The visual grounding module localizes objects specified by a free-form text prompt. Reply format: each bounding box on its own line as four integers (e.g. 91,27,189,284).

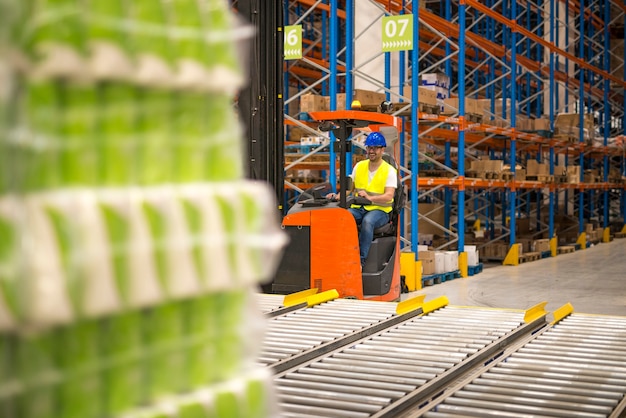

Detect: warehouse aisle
403,238,626,316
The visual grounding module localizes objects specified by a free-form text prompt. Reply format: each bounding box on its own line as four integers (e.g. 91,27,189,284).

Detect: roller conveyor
259,298,420,373
419,312,626,418
274,304,545,418
256,293,287,314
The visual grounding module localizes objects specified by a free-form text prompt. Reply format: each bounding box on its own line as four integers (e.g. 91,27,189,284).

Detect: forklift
269,110,405,301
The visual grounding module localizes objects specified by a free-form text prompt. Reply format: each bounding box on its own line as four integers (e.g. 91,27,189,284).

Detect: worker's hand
357,190,369,198
325,192,339,200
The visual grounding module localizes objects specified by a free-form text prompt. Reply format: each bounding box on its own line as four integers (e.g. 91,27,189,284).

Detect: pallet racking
270,0,626,275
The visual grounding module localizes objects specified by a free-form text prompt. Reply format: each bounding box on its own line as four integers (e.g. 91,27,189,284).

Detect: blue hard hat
364,132,386,147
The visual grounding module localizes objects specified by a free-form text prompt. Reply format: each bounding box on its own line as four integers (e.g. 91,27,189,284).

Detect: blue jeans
348,207,390,266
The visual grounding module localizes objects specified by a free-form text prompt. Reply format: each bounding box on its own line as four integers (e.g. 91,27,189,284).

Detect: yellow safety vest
351,160,394,213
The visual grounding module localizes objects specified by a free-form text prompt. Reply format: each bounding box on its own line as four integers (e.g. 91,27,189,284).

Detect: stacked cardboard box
420,73,450,112
353,88,387,108
526,160,550,178
567,165,581,183
300,93,327,113
533,239,551,253
442,97,480,116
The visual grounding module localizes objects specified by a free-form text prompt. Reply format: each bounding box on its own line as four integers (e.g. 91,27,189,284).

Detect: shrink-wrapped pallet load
0,1,285,417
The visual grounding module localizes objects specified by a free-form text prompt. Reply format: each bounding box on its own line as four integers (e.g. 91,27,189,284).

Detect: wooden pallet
525,175,555,183
422,270,461,286
557,245,576,254
614,232,626,239
287,177,324,184
420,169,455,178
468,263,484,276
500,171,515,181
418,102,440,115
483,171,504,180
466,113,483,124
519,252,541,263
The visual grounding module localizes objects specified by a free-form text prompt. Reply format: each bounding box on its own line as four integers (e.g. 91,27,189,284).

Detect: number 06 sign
284,25,302,60
382,15,414,52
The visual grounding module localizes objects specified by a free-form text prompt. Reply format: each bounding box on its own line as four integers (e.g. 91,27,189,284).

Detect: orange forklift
269,111,405,301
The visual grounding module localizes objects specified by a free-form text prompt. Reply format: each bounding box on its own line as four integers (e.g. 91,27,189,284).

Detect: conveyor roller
256,293,288,314
275,305,540,418
259,298,412,372
421,313,626,418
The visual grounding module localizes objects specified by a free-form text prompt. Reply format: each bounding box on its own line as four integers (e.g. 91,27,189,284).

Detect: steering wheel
346,195,372,207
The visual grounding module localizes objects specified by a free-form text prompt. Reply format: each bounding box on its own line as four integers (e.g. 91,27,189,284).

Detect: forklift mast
236,1,284,211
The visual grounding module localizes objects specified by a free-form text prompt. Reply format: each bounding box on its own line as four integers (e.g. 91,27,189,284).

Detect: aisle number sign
382,15,413,52
284,25,302,60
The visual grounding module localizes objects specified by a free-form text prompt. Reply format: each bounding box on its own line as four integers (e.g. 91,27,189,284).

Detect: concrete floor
402,237,626,317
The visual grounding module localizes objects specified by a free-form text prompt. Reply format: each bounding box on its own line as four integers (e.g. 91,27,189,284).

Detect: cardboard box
516,238,533,253
534,118,550,131
417,233,434,246
464,245,479,266
517,116,533,131
533,239,550,253
555,112,594,131
486,159,504,173
554,165,567,176
420,72,450,88
288,125,309,142
443,251,458,272
527,160,549,176
434,252,446,274
419,251,436,275
324,93,346,110
442,97,478,115
353,89,386,107
300,93,327,113
479,98,511,119
567,165,580,176
418,86,438,106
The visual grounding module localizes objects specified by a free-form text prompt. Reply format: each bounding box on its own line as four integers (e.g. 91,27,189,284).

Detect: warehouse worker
327,132,397,267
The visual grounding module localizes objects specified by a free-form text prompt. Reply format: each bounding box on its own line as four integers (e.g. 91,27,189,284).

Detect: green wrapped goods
144,301,185,401
183,295,216,389
170,0,204,63
213,290,246,382
98,84,137,185
180,199,205,284
205,95,243,181
131,2,171,61
136,89,172,185
58,83,97,186
101,310,144,415
0,197,20,327
22,81,62,191
46,205,84,316
141,202,168,293
15,330,61,418
57,320,102,418
86,0,126,45
100,203,132,306
171,93,207,183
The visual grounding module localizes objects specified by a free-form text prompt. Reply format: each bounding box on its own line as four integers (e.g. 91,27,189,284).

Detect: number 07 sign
382,15,413,52
284,25,302,60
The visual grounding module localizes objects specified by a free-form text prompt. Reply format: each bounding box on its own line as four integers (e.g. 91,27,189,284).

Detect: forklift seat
373,153,405,237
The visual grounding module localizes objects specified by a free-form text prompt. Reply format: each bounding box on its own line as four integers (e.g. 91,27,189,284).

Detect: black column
236,1,284,210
